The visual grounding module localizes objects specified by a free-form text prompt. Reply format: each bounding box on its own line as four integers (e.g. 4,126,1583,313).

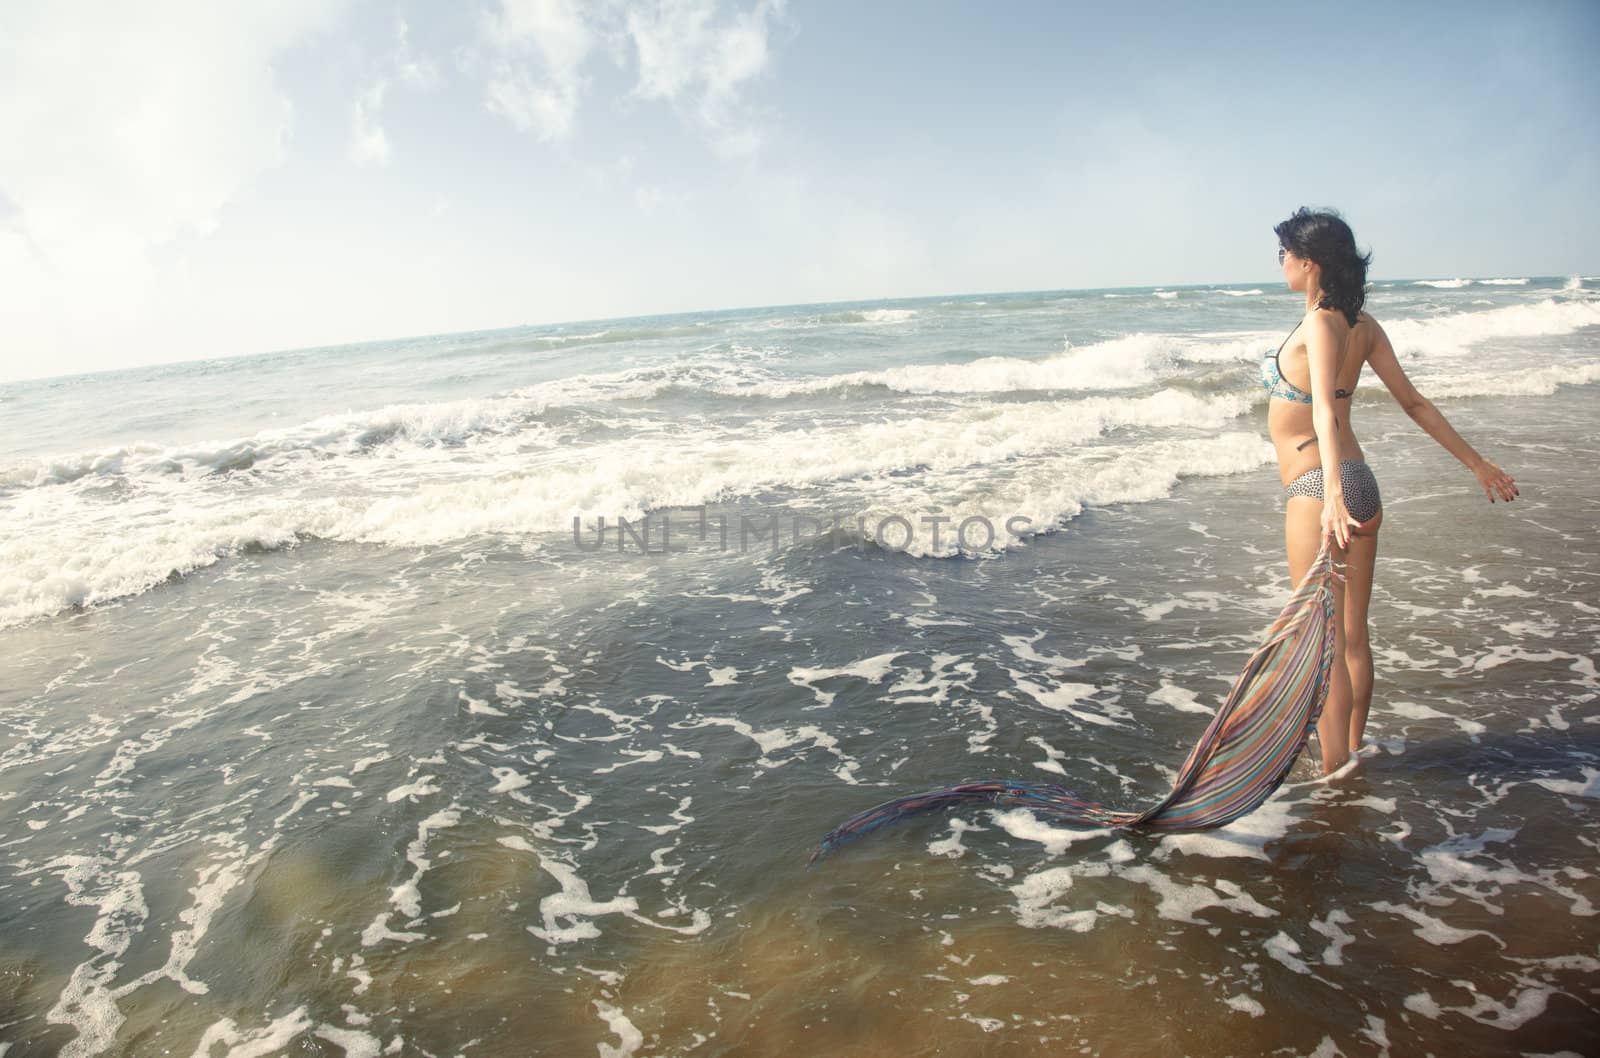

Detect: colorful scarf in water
812,546,1340,862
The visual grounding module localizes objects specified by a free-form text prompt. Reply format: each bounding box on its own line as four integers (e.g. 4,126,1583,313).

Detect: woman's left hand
1321,494,1359,550
1473,459,1519,503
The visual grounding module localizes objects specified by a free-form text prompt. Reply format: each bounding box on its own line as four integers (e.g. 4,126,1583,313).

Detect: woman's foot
1319,753,1363,780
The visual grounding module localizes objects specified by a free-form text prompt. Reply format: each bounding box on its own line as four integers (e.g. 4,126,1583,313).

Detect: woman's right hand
1473,460,1518,503
1321,493,1359,550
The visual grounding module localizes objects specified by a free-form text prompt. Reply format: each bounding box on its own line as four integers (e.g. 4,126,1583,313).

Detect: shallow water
2,281,1598,1056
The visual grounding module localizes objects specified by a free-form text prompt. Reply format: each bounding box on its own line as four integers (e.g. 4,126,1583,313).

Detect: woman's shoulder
1346,311,1376,344
1303,305,1352,331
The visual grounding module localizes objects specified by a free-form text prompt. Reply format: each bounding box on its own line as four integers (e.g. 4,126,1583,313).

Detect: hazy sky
2,1,1597,381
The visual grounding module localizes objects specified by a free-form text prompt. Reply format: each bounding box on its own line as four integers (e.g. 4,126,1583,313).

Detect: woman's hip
1283,461,1382,523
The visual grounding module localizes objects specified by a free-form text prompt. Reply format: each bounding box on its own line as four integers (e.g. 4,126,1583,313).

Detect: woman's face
1280,245,1311,293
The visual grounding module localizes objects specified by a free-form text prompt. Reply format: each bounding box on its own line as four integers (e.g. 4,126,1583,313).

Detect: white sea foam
856,428,1273,559
739,333,1187,397
314,1025,383,1058
390,808,460,919
532,329,610,344
0,353,780,493
1010,841,1280,933
1452,984,1554,1030
727,330,1284,399
683,716,861,783
1011,677,1123,726
490,767,531,793
1263,932,1311,974
385,777,440,803
1415,278,1473,288
191,1007,314,1058
1116,865,1276,923
1147,682,1212,714
1310,909,1355,965
0,389,1256,626
1010,866,1099,931
594,1001,644,1058
1155,788,1302,861
44,855,149,1057
858,308,917,324
1384,298,1600,361
885,652,976,705
460,689,505,717
1001,633,1087,673
1370,900,1501,946
928,819,977,858
0,395,554,491
117,837,271,998
993,810,1115,857
1403,991,1440,1018
1421,360,1600,399
788,652,903,707
527,855,708,947
1531,767,1600,800
1171,332,1279,364
360,913,425,947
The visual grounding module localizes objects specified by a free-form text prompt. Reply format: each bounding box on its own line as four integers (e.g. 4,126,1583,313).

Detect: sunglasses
1277,247,1288,265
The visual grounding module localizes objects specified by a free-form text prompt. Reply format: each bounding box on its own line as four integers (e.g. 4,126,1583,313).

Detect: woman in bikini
1265,208,1518,774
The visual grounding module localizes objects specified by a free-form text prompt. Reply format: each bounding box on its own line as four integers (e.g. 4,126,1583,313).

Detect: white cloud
0,2,335,259
627,0,780,155
478,0,783,153
347,20,439,167
0,1,341,372
350,82,392,166
626,1,712,100
481,0,596,140
394,18,440,89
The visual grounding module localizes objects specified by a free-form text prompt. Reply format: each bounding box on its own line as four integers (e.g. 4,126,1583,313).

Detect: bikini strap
1275,319,1303,360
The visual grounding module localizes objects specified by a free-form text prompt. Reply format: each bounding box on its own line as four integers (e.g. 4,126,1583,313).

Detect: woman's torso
1262,310,1373,485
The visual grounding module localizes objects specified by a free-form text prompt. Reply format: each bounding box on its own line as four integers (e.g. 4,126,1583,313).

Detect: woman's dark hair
1274,208,1371,326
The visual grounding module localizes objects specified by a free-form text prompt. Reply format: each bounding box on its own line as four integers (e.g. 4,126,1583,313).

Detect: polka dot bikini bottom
1284,460,1382,523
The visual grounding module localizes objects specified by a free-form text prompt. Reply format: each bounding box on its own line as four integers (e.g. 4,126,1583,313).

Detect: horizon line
1,271,1586,388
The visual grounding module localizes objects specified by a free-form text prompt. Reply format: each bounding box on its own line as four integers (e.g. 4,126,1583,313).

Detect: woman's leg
1342,509,1381,751
1286,497,1351,773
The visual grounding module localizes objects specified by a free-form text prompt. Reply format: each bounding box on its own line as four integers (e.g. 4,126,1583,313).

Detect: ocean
2,276,1597,1057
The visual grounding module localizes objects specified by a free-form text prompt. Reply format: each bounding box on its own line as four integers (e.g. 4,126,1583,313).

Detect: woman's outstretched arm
1363,318,1519,502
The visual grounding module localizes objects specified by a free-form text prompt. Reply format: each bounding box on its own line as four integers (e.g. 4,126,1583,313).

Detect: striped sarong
811,545,1340,862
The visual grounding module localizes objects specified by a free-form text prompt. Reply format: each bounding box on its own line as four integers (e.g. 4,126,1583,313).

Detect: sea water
1,277,1597,1056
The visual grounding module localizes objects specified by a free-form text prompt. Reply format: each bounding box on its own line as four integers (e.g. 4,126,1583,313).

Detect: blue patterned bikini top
1261,320,1355,403
1261,321,1313,403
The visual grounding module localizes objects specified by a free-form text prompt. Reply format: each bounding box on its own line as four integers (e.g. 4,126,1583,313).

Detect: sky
1,0,1597,382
